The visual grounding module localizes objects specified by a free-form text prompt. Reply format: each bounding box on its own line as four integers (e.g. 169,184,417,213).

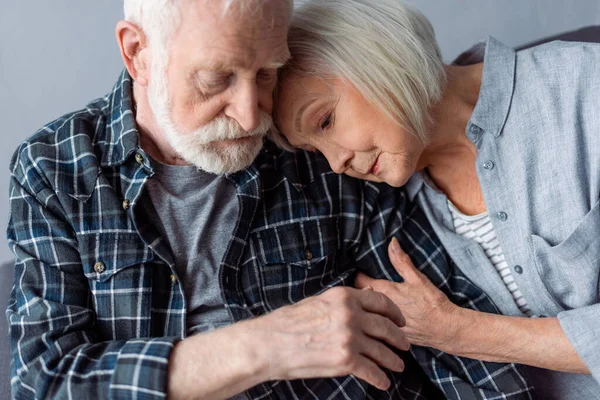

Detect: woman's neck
417,63,487,215
419,63,483,169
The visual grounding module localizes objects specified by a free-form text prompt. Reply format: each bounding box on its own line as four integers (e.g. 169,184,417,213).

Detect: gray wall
0,3,124,264
1,1,599,264
407,0,600,61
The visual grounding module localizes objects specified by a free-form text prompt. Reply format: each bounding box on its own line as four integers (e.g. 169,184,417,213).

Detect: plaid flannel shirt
6,71,535,400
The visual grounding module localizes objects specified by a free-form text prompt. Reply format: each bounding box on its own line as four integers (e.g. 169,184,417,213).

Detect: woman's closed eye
319,111,334,132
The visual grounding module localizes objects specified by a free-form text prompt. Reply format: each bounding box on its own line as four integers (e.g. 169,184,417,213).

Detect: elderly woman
273,0,600,398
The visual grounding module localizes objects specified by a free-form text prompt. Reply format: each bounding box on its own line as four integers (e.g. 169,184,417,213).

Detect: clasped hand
257,237,459,390
260,285,409,390
355,237,459,350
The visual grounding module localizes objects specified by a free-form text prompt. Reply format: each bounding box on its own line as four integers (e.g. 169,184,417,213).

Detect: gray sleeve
558,305,600,383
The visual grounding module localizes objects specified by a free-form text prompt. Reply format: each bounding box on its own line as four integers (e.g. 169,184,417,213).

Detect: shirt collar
408,38,515,199
406,170,448,202
467,37,516,140
406,171,424,202
408,38,516,199
100,69,142,167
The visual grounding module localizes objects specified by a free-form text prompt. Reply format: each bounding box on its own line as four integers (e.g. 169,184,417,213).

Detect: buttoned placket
125,149,188,333
471,123,546,317
416,180,524,317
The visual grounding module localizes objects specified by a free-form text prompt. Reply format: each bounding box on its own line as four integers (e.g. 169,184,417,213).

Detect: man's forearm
167,319,270,400
447,308,589,374
167,286,412,398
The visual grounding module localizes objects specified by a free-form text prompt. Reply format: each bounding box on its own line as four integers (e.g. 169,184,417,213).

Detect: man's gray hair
277,0,446,144
123,0,181,68
124,0,293,59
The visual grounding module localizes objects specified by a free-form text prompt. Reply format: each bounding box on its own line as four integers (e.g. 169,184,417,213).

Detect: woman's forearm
446,308,590,374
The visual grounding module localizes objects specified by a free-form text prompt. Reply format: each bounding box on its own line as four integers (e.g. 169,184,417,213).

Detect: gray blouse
407,37,600,398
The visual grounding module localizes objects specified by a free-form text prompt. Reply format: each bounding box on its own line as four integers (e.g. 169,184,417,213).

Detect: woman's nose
323,146,354,175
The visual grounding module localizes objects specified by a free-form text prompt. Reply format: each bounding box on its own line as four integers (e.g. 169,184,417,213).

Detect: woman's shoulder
515,40,600,84
510,40,600,122
519,38,600,53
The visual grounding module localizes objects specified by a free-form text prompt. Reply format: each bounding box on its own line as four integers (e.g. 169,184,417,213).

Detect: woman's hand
355,237,460,350
357,238,591,374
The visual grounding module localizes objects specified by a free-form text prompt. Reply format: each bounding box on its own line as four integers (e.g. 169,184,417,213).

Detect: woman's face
275,73,426,187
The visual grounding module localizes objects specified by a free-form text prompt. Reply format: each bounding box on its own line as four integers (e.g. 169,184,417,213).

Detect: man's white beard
147,67,273,175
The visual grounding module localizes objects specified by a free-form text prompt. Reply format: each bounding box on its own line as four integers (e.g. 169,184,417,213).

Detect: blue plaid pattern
6,71,535,399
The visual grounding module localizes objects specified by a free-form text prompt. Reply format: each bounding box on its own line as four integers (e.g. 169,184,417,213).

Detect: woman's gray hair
276,0,446,144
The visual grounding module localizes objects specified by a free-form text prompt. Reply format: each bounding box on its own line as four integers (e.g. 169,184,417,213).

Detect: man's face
147,0,290,174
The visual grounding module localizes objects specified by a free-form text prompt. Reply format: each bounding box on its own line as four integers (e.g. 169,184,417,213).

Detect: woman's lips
368,154,381,176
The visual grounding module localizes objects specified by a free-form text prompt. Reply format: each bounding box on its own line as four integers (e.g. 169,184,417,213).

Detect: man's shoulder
257,140,392,191
9,95,111,197
257,139,332,180
258,141,354,194
255,140,404,210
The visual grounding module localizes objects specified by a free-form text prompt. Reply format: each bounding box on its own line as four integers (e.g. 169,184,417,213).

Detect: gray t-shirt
142,159,239,336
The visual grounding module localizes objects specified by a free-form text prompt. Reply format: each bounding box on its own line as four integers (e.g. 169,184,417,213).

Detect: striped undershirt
447,201,535,317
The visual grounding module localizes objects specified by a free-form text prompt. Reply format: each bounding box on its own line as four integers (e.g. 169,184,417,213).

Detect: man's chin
178,139,264,175
208,135,262,149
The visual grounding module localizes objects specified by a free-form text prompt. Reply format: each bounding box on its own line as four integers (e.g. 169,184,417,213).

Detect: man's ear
116,20,150,86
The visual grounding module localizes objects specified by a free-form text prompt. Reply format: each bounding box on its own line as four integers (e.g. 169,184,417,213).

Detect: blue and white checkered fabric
6,71,534,399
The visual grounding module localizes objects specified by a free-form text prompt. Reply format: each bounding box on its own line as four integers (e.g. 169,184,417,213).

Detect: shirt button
122,199,131,210
497,212,508,221
94,262,106,274
135,153,145,165
514,265,524,274
483,161,495,170
470,125,483,135
170,274,178,284
305,248,313,261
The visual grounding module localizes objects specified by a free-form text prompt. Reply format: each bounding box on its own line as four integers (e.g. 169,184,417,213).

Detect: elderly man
6,0,533,399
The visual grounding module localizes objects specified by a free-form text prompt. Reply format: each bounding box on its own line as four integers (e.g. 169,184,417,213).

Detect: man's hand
256,286,410,390
355,237,459,350
168,284,409,399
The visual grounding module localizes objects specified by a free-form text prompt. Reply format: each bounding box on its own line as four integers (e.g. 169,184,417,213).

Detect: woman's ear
115,20,150,86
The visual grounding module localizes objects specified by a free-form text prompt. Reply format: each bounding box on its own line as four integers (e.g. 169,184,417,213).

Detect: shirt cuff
110,337,181,399
558,305,600,383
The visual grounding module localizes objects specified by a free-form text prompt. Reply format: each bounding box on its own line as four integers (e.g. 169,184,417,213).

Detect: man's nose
225,80,261,132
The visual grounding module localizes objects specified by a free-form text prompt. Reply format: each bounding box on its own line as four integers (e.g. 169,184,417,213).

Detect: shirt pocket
249,217,353,311
528,200,600,310
78,231,156,338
